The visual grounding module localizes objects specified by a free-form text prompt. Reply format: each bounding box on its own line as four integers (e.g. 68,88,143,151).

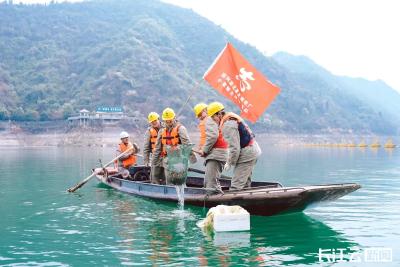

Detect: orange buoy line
303,138,396,149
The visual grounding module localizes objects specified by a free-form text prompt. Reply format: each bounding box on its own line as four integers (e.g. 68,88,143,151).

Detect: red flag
203,43,280,123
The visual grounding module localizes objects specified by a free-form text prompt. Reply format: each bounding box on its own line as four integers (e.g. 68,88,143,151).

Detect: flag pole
176,79,203,118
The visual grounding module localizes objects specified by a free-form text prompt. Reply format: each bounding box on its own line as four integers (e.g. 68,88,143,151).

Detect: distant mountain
272,52,400,134
273,52,400,120
338,77,400,120
0,0,398,134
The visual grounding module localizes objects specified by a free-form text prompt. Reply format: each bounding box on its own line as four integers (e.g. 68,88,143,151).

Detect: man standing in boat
196,102,228,194
117,131,140,179
143,112,165,184
207,102,261,190
193,103,208,151
151,107,197,185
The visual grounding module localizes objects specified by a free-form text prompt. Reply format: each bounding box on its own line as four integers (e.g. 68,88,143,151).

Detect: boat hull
94,168,360,216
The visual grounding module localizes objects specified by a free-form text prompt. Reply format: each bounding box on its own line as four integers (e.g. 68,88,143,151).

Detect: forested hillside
0,0,399,134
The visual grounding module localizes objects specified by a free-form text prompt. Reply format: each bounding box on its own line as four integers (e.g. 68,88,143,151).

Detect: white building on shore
67,107,125,127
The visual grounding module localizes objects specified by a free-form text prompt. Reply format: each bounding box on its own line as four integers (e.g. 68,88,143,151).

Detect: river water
0,141,399,266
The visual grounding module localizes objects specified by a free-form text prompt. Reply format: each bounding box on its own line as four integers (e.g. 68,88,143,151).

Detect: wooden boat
94,166,361,217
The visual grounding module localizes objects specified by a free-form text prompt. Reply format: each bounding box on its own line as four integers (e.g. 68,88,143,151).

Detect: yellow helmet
193,103,208,117
148,112,159,123
207,102,225,117
162,107,176,120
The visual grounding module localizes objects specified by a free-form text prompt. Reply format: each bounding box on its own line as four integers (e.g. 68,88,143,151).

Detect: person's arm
117,145,132,161
178,125,197,163
202,119,218,155
142,130,151,165
222,120,240,166
178,125,191,144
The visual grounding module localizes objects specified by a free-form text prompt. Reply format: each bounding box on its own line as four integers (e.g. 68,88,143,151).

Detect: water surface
0,143,399,266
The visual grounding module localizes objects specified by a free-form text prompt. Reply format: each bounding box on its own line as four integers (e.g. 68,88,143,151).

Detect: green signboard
96,107,123,113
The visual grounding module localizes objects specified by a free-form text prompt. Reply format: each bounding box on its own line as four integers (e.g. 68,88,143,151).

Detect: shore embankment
1,119,399,148
0,128,397,148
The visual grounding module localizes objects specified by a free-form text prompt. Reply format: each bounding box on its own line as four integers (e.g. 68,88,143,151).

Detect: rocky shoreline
0,128,397,148
0,129,131,147
1,120,398,147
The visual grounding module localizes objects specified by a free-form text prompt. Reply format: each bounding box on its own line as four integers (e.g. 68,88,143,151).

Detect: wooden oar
67,148,135,193
188,167,232,180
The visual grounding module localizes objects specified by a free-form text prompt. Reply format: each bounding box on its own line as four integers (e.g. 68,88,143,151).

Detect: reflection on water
249,213,358,266
213,232,251,247
121,199,359,265
0,145,399,266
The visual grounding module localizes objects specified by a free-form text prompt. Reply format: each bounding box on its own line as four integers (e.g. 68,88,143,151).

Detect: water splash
175,185,185,208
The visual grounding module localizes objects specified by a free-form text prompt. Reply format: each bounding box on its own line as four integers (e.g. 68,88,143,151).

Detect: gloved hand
189,153,197,164
223,162,231,172
199,150,206,157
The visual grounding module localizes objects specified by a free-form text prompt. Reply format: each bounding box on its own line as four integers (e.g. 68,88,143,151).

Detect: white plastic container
213,208,250,232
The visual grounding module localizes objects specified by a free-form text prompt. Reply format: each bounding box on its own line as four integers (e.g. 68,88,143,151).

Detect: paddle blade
67,172,96,193
67,181,86,193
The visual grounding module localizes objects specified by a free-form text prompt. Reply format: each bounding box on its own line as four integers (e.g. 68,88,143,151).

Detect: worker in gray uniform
197,103,229,193
207,102,261,190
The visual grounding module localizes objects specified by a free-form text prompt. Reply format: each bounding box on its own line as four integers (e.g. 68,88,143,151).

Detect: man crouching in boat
143,112,165,184
151,107,197,185
116,131,139,179
209,102,261,190
196,102,228,194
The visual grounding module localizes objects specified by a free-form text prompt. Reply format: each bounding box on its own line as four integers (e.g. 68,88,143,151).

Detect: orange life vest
118,142,137,168
213,129,228,149
161,124,181,157
149,127,159,152
198,117,207,150
220,112,254,148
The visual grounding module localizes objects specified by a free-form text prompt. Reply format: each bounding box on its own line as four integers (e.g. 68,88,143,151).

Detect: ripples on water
0,146,399,266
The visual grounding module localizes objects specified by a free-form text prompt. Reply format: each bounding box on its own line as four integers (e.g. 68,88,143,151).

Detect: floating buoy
384,138,396,149
358,140,368,148
347,141,357,147
370,139,381,148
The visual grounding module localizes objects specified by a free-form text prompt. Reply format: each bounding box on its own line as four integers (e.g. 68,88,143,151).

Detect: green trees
0,0,398,134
